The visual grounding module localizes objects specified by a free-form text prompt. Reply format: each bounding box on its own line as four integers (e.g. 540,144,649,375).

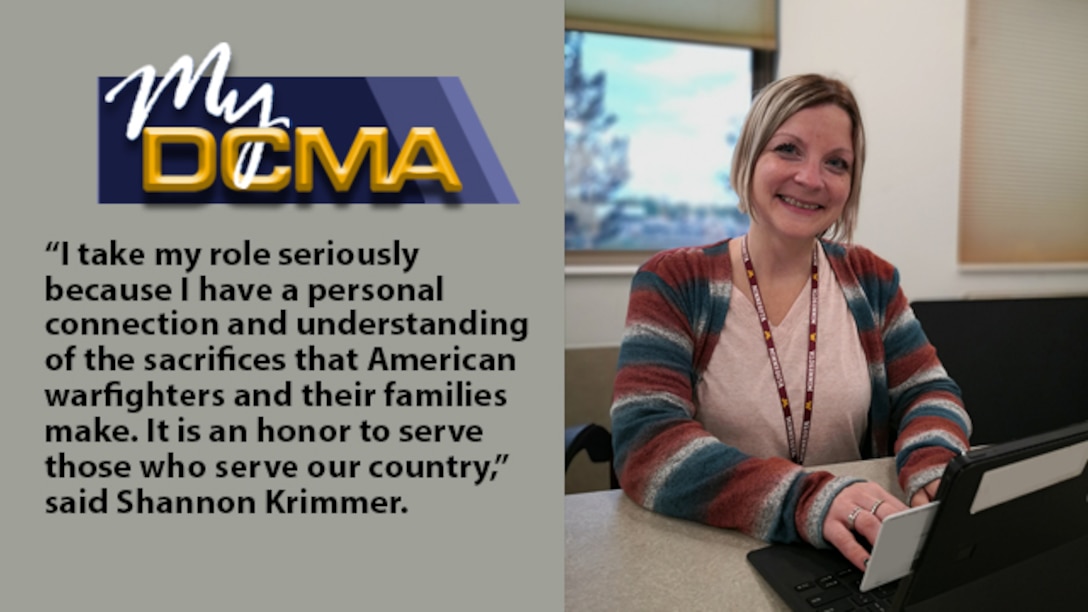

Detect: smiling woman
747,104,855,246
610,73,971,573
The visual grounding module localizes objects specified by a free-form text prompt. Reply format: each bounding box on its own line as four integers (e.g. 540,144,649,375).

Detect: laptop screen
748,420,1088,611
894,420,1088,610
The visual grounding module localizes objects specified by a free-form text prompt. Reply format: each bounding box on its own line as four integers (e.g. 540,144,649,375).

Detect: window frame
563,19,776,268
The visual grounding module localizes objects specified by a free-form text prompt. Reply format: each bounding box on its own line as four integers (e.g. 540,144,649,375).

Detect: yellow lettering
221,128,291,191
295,127,389,192
384,127,462,192
140,126,461,194
142,127,215,192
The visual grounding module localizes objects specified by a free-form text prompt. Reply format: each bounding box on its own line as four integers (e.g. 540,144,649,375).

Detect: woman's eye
828,158,851,172
773,142,798,155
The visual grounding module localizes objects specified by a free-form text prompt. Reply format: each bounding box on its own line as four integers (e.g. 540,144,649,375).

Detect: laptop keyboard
792,566,899,612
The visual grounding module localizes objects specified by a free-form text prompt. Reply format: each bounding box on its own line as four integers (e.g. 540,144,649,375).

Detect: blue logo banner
99,70,517,204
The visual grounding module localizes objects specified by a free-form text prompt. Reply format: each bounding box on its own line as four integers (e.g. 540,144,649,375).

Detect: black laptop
748,420,1088,611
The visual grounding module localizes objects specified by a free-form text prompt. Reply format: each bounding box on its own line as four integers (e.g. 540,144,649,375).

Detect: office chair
564,422,618,490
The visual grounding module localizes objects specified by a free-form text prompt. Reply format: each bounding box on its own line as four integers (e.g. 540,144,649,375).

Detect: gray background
1,1,563,609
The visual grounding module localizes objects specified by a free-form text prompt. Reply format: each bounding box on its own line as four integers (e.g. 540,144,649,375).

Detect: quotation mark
488,454,509,482
46,241,68,265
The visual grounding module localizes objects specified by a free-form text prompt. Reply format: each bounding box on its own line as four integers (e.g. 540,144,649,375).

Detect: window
959,0,1088,266
565,28,774,257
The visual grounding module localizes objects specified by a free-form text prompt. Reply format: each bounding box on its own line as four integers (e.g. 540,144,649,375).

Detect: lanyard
741,236,820,465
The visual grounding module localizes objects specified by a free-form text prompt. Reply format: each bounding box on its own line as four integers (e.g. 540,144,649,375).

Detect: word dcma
142,126,462,192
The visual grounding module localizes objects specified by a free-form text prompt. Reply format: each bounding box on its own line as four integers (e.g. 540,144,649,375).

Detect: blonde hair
730,74,866,243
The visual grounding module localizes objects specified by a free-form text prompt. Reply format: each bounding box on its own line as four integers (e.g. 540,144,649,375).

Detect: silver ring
847,506,863,530
870,499,885,515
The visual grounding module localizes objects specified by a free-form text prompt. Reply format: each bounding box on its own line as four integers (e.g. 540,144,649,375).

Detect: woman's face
749,104,854,243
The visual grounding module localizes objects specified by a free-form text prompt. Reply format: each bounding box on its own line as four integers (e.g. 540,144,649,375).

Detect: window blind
959,0,1088,265
565,0,776,50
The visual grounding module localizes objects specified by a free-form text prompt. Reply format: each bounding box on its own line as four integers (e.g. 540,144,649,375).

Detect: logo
98,43,517,204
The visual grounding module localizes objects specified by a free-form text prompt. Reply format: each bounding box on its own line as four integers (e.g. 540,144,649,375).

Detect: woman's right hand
821,481,909,570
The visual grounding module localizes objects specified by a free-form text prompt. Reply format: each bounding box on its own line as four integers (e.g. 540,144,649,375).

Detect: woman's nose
793,160,822,189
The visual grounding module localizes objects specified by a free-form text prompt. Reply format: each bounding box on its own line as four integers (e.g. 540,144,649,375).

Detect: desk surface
565,457,900,612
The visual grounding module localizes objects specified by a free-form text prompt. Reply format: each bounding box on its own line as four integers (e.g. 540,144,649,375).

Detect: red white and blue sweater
610,239,971,548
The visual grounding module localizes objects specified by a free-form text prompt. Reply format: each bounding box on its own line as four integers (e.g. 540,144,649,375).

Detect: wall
565,0,1088,348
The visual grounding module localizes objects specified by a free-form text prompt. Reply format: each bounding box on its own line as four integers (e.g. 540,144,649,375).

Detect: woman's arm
610,248,860,547
878,269,973,501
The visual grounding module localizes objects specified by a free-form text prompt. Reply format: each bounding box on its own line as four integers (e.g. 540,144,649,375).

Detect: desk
565,457,901,611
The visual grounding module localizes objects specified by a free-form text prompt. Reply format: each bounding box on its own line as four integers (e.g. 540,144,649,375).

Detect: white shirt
694,247,872,466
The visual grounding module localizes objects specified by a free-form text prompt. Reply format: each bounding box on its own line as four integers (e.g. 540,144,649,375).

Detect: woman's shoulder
637,239,733,277
822,240,899,278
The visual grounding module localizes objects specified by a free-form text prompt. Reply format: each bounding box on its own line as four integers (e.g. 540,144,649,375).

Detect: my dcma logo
139,126,460,193
98,43,516,204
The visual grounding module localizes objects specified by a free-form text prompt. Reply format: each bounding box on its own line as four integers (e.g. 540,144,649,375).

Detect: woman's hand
910,479,940,507
822,481,909,571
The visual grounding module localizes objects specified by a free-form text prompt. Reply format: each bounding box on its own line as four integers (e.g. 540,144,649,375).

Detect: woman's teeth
780,195,821,210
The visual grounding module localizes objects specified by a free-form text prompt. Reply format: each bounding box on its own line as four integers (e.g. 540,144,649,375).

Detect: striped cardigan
610,239,971,548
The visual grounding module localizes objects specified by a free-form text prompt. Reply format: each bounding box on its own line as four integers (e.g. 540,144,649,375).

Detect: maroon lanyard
741,236,820,465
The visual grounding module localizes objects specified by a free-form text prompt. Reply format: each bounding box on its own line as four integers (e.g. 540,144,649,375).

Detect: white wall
565,0,1088,348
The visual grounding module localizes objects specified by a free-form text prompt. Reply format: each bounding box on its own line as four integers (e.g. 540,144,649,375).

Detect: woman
609,74,971,570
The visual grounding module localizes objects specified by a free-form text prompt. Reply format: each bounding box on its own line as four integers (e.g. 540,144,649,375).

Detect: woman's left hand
909,479,940,507
822,481,910,570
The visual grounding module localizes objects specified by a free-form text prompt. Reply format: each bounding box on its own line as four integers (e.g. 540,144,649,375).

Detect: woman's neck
743,226,818,280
